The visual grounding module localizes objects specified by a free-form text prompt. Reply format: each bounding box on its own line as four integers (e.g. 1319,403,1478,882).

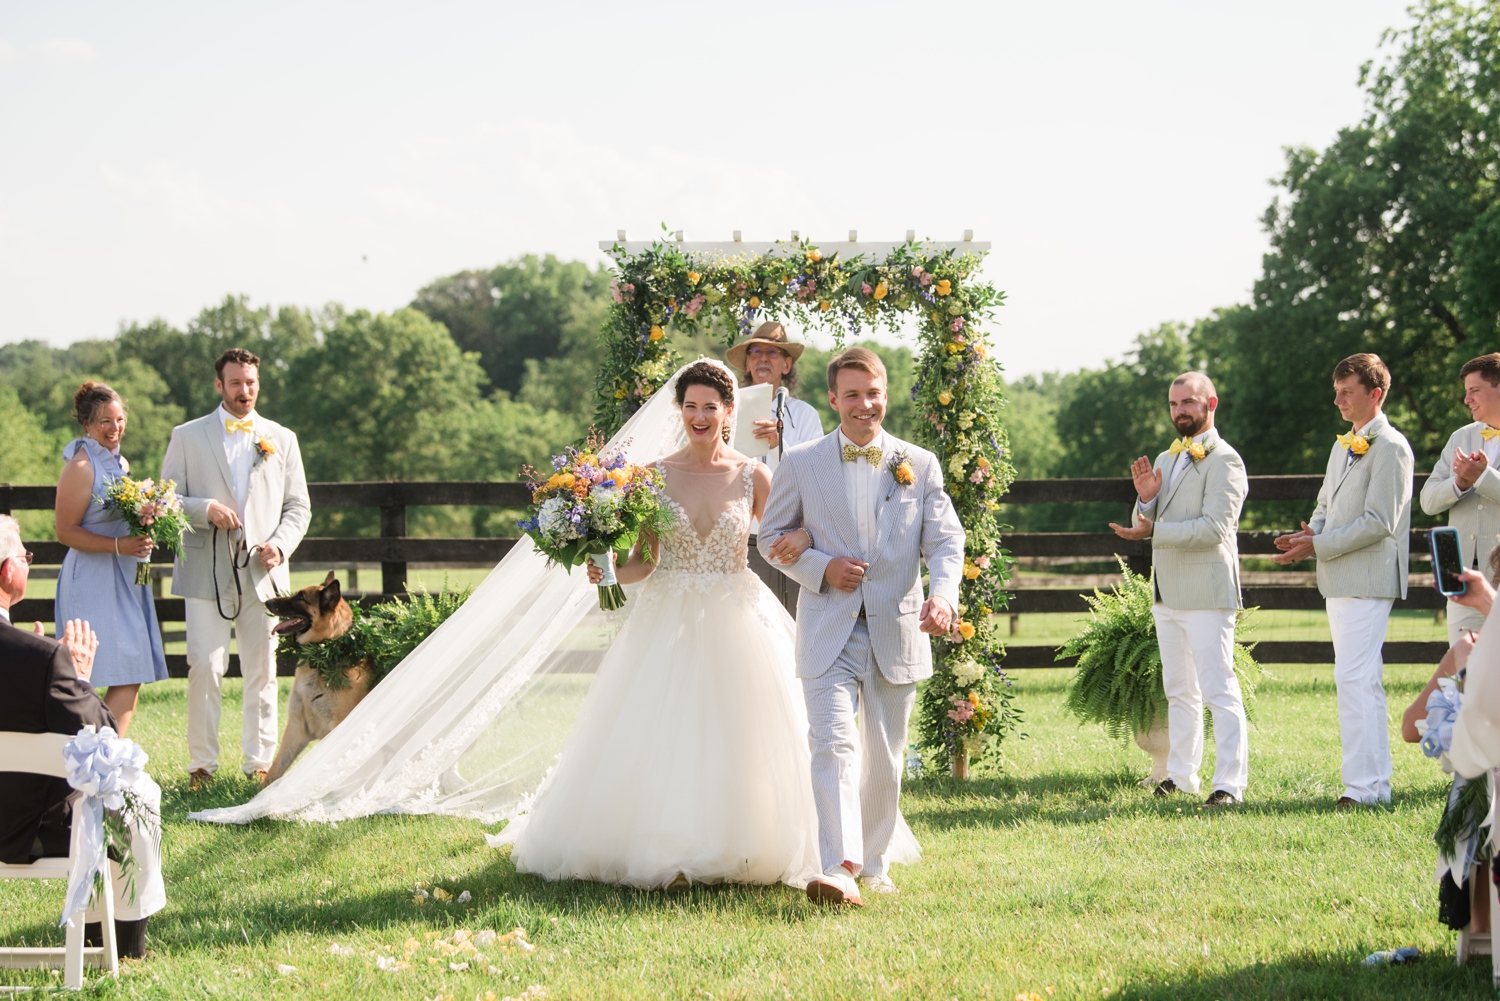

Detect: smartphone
1430,526,1467,596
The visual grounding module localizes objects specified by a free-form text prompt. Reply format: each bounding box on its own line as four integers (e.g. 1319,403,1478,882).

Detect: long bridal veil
190,361,733,826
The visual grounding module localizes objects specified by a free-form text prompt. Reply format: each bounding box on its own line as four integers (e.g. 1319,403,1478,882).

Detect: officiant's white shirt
216,404,259,516
838,428,886,559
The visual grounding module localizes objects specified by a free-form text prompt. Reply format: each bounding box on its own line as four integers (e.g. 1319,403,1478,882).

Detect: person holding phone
1272,354,1414,809
1420,353,1500,645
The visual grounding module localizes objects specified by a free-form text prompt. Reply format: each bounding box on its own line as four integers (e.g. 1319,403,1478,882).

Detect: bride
496,360,821,890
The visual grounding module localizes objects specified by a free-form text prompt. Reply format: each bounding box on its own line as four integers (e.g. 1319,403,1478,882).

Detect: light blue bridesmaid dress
54,437,169,688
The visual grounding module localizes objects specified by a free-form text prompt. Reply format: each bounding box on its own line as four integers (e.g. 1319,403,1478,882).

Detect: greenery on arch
593,235,1023,764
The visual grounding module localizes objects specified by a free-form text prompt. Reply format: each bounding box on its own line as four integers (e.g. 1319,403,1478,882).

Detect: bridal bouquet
518,436,671,610
99,476,192,585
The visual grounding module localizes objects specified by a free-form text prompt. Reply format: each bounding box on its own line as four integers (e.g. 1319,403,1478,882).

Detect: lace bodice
652,460,755,593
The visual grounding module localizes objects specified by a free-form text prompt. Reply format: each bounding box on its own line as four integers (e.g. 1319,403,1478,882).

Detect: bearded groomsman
1109,373,1249,805
162,348,310,789
1420,352,1500,644
1274,353,1413,808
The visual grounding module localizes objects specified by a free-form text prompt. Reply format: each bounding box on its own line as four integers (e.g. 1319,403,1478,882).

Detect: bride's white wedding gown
496,458,822,889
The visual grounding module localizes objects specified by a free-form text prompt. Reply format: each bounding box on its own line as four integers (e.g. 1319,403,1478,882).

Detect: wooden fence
1,474,1447,674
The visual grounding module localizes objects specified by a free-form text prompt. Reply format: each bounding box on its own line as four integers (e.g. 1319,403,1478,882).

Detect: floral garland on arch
593,234,1022,772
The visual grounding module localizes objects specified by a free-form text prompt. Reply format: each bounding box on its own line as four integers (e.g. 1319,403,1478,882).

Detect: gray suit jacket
1309,412,1414,600
1420,421,1500,572
757,431,965,684
160,412,311,603
1132,429,1247,610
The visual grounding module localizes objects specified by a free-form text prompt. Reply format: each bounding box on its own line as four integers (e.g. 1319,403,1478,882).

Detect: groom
759,347,964,906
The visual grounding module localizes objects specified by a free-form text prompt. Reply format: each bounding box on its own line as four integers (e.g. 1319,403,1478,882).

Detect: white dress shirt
838,428,885,558
1454,429,1500,500
217,404,259,517
1140,430,1211,512
0,605,10,623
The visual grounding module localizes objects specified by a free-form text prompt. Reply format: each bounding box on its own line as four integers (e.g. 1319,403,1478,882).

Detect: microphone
774,387,788,460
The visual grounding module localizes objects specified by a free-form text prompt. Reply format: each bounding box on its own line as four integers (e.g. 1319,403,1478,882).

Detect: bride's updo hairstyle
674,361,736,443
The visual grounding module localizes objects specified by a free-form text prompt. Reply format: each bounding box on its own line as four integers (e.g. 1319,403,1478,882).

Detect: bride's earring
722,422,731,444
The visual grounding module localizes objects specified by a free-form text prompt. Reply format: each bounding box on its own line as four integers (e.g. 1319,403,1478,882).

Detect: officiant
729,323,824,616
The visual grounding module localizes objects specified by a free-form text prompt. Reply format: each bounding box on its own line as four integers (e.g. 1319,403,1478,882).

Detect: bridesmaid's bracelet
114,538,120,556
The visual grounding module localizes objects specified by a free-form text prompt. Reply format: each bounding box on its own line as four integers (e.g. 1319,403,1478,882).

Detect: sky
0,0,1415,377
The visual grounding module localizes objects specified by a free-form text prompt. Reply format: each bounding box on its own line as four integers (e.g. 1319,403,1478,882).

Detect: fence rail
3,475,1448,670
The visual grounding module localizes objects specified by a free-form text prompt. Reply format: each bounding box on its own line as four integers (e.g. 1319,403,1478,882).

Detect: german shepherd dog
264,572,375,783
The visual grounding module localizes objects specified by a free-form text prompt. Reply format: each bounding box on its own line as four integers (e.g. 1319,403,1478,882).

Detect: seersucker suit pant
801,619,914,878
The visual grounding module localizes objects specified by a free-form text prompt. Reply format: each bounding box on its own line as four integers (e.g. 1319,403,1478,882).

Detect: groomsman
1109,373,1249,805
1274,353,1413,808
1420,352,1500,644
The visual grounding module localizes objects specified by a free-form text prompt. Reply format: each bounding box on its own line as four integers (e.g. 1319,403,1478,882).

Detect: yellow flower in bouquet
873,281,888,300
748,296,761,308
935,279,952,297
649,326,664,341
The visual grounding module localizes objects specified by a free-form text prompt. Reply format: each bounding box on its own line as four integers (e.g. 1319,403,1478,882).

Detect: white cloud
99,161,298,231
0,38,96,65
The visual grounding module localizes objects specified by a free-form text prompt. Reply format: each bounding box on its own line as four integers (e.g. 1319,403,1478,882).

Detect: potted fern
1058,559,1260,783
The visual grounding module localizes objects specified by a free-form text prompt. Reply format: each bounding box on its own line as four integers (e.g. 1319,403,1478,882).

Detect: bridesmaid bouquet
99,476,192,585
518,436,671,610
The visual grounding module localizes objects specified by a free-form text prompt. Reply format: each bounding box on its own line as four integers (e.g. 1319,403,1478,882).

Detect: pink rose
969,469,984,483
920,273,933,286
950,317,965,332
975,555,990,569
861,282,872,296
610,281,623,304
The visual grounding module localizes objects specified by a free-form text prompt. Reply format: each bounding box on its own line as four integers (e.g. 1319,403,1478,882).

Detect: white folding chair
1455,856,1500,987
0,731,118,991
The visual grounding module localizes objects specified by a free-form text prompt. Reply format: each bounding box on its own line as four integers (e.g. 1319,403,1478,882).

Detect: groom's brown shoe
807,869,863,907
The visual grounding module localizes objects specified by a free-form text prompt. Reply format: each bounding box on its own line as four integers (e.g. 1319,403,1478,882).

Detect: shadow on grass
904,770,1442,832
1116,949,1492,1000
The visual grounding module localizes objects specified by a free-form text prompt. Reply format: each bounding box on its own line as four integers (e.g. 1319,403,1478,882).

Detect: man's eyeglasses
746,346,788,360
3,551,33,567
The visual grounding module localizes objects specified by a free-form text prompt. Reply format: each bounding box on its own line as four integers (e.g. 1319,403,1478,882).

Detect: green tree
999,372,1075,480
116,295,324,420
411,255,613,396
1206,0,1500,471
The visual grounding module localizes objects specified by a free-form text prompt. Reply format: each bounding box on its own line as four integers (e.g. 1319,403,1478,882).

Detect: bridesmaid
54,381,168,735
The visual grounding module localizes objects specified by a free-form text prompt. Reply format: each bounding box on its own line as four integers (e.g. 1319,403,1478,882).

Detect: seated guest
1401,543,1500,743
1447,566,1500,779
0,514,160,958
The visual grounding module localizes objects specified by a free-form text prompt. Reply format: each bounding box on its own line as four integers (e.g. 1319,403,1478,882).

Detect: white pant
802,620,913,878
1152,605,1248,799
185,595,277,775
1327,596,1394,803
1448,598,1487,646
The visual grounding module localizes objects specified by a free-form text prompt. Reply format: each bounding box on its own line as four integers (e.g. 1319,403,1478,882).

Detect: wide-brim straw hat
726,322,805,372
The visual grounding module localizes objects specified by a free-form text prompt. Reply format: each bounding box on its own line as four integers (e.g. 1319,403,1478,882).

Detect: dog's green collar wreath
276,585,471,691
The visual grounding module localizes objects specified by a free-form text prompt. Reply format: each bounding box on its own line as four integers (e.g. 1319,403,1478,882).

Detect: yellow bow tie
1167,437,1193,456
225,418,254,434
842,444,883,466
1483,427,1500,441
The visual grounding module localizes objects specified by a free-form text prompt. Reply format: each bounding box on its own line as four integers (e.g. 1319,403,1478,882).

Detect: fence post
380,502,407,596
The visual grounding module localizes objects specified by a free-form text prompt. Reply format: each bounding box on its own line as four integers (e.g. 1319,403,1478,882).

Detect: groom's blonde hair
826,347,887,391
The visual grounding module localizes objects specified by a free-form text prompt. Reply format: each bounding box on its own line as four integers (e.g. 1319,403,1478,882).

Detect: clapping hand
1109,515,1153,541
1455,449,1489,491
1271,521,1316,565
1130,456,1162,504
59,618,99,681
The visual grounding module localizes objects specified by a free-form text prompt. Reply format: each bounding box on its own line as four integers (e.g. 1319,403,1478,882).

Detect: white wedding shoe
857,873,898,895
806,867,863,907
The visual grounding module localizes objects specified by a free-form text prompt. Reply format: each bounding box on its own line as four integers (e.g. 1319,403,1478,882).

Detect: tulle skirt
497,567,821,889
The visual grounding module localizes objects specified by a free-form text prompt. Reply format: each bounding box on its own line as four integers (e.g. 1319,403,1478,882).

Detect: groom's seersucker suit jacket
160,412,311,604
758,431,965,684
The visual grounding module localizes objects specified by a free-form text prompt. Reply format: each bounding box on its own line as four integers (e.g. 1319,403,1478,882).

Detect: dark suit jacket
0,619,116,863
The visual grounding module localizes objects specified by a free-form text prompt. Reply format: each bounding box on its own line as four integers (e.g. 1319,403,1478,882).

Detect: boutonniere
252,431,277,465
1336,430,1377,459
885,449,915,500
1167,436,1215,462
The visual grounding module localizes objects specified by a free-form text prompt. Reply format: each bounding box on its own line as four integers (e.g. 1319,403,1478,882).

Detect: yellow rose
1350,436,1370,455
649,326,664,341
807,249,823,263
935,279,952,297
873,281,888,300
748,296,761,308
819,300,832,312
1188,442,1207,460
687,271,701,284
895,461,915,485
957,620,976,641
963,563,981,580
938,391,952,406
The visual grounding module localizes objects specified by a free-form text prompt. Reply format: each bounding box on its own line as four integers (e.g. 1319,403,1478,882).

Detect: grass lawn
0,662,1488,999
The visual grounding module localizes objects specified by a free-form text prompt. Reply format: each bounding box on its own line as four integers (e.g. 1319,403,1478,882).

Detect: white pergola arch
600,230,991,263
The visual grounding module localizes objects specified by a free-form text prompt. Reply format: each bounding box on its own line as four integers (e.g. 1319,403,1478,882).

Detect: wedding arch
593,228,1021,772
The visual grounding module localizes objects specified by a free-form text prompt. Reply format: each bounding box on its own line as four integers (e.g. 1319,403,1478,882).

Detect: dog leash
212,525,252,621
